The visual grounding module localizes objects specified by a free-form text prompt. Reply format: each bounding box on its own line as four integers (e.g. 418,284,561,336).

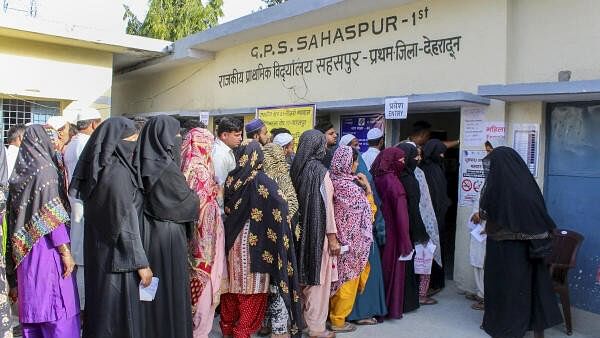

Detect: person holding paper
180,128,227,338
419,139,451,295
290,130,339,338
397,143,435,307
480,147,562,338
7,125,79,338
328,146,373,333
370,148,413,319
135,116,199,338
221,140,303,338
69,117,148,338
467,141,494,311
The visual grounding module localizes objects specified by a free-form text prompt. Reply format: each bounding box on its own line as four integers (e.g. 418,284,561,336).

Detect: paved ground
210,282,594,337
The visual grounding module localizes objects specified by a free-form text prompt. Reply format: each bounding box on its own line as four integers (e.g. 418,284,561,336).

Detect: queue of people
0,113,563,338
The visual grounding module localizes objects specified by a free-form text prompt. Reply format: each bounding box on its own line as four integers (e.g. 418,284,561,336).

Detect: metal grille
1,98,60,144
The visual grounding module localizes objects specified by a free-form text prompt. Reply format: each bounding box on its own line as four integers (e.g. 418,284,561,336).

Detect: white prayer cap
273,133,293,147
77,107,101,122
46,116,68,130
367,128,384,140
339,134,357,146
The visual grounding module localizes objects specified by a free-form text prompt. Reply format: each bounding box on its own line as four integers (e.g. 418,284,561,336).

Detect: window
1,98,60,144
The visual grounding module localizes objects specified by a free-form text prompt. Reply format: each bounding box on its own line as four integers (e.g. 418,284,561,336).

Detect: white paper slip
398,249,415,261
139,277,159,302
340,245,350,254
470,225,487,243
467,219,478,230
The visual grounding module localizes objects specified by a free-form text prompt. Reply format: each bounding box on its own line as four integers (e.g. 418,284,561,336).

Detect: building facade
112,0,599,333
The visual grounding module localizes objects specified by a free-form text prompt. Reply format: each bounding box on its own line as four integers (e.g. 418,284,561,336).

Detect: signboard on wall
458,150,487,207
512,123,539,177
384,97,408,119
256,104,315,146
340,113,385,152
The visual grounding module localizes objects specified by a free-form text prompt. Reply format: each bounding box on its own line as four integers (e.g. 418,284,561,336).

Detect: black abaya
483,239,562,338
135,116,199,338
68,117,147,338
141,162,199,338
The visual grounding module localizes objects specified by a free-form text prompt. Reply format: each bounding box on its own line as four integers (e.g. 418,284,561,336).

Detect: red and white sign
459,150,487,207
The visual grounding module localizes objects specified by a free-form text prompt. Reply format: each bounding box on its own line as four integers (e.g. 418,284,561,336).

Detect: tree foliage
124,0,224,41
263,0,288,7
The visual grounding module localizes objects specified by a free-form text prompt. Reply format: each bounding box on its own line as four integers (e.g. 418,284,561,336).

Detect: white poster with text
459,150,487,207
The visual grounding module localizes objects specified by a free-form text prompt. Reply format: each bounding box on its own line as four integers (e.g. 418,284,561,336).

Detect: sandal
419,297,438,305
355,317,378,325
309,330,336,338
330,322,357,333
471,300,484,311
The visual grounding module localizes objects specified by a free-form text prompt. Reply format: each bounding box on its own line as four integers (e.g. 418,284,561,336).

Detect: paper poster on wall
459,150,487,207
512,123,539,177
199,111,210,126
385,97,408,119
340,113,385,152
463,107,486,147
485,121,506,147
256,104,315,148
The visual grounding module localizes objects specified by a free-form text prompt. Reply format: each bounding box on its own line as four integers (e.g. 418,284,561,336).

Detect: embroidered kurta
17,224,79,323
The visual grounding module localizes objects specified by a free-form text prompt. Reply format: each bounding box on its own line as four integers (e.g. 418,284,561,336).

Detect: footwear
329,322,357,333
309,330,336,338
419,296,438,305
471,300,484,311
354,317,378,325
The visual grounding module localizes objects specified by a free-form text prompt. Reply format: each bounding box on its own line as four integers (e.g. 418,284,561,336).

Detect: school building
2,0,598,334
111,0,600,333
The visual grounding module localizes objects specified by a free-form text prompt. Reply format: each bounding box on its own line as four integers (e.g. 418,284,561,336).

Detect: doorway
395,111,461,281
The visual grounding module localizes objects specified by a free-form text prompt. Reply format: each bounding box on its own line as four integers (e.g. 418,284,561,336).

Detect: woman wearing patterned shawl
328,146,373,333
261,143,300,337
0,146,12,338
180,127,227,338
7,124,79,338
221,140,303,338
370,148,413,319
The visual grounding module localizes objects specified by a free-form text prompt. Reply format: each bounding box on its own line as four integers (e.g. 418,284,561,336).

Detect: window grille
1,98,60,144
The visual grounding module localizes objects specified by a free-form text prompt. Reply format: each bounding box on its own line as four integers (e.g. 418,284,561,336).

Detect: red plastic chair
546,229,584,336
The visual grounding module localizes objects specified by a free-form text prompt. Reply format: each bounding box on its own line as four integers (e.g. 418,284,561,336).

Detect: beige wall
507,0,600,83
113,0,509,115
0,36,113,120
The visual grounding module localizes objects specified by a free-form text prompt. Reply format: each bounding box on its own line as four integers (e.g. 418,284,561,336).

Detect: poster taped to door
340,113,385,152
459,150,487,206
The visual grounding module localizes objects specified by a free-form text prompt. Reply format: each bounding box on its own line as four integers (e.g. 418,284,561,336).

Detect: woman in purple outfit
7,124,80,338
370,147,413,319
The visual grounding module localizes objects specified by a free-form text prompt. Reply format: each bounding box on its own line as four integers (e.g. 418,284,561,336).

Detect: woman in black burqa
70,117,149,338
480,147,562,338
134,115,199,338
397,143,434,310
419,139,451,293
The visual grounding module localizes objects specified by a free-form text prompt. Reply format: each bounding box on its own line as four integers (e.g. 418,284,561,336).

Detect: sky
122,0,265,29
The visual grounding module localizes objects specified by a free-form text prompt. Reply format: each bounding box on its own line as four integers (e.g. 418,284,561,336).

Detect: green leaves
124,0,224,41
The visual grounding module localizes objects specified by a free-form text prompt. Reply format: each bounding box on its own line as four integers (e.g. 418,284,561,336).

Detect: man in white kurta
63,108,102,310
5,124,25,176
362,128,384,170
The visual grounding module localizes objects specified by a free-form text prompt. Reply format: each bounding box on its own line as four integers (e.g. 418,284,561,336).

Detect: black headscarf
69,117,137,243
8,125,70,266
480,147,556,236
134,115,181,190
290,129,328,285
135,115,198,223
419,139,451,229
224,140,305,335
398,142,429,244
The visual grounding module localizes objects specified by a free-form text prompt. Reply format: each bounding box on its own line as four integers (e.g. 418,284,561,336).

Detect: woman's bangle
58,244,71,256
